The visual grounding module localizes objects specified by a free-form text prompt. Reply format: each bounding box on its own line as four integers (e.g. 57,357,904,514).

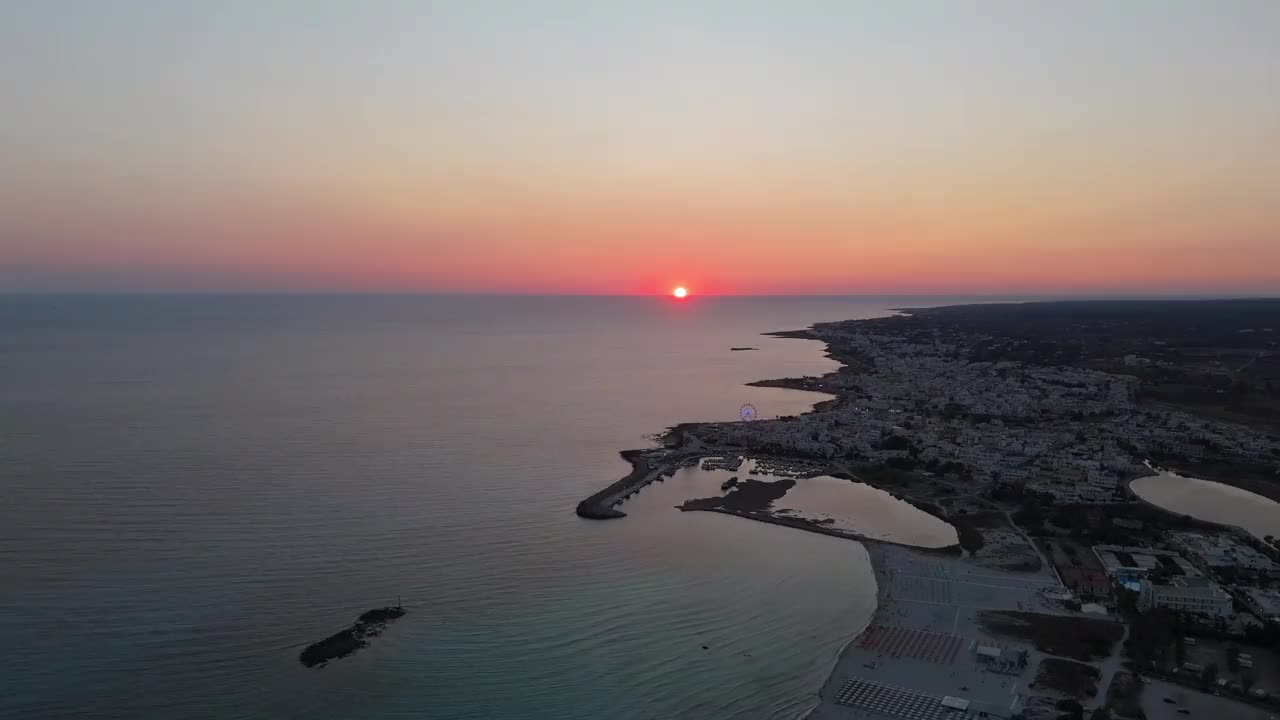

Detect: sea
0,294,970,720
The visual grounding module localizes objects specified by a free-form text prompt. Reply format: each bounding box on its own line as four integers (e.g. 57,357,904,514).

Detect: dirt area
971,524,1043,572
979,610,1124,662
680,477,794,512
1019,696,1090,720
1105,670,1145,719
949,510,1004,552
1041,538,1112,598
1031,657,1101,700
867,476,1043,572
1124,610,1183,671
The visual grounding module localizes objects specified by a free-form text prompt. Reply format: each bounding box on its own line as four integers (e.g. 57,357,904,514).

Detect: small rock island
299,605,407,668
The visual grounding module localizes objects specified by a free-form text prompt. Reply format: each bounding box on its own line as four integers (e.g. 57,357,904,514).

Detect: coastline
677,505,960,555
803,541,892,719
574,323,850,522
580,320,915,719
576,320,917,719
576,299,1280,720
575,449,653,519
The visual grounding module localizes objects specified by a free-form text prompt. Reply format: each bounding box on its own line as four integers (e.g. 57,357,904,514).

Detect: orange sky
2,2,1278,294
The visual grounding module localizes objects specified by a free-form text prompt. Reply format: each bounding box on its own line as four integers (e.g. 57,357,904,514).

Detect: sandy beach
805,540,1082,720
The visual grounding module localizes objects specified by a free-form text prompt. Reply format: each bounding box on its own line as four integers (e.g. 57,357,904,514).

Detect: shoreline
677,505,961,555
585,319,919,720
574,324,850,520
1126,473,1280,551
575,318,932,720
803,541,892,719
576,300,1280,720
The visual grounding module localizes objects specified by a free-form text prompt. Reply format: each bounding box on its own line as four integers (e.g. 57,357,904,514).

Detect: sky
2,1,1278,295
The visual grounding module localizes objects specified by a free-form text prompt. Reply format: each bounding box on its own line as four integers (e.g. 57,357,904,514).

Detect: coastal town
579,300,1280,720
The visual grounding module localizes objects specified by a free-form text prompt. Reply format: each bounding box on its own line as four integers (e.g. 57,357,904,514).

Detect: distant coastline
580,298,1280,720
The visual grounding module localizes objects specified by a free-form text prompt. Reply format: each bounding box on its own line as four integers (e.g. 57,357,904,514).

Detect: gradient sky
2,1,1278,294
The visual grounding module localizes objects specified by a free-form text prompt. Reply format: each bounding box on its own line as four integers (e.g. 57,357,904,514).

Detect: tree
1117,588,1140,617
1200,662,1219,686
1226,644,1240,673
1056,699,1084,719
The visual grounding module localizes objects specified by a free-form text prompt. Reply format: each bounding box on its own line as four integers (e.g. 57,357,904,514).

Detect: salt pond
1130,470,1280,541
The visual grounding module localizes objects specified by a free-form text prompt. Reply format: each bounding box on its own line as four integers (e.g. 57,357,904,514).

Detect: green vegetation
1034,658,1101,700
979,611,1123,662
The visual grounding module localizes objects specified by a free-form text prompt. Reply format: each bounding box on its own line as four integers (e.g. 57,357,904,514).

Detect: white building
1093,545,1201,581
1243,588,1280,624
1175,532,1277,575
1139,576,1233,618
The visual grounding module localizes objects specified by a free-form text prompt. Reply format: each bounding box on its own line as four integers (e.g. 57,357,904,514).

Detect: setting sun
672,287,688,299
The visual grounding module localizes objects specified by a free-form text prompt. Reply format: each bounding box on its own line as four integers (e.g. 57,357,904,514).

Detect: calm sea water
1,295,962,719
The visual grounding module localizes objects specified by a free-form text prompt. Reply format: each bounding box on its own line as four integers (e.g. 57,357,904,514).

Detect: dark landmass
570,299,1280,720
680,477,796,512
746,376,828,393
730,347,758,351
720,299,1279,501
299,606,406,668
677,476,962,554
1104,671,1144,718
1032,657,1101,700
978,610,1123,662
576,299,1279,562
899,299,1280,434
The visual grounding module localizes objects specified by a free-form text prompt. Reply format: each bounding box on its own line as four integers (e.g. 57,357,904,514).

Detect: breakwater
575,449,663,519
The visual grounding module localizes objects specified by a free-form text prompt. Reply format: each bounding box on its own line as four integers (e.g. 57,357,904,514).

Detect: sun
672,286,688,299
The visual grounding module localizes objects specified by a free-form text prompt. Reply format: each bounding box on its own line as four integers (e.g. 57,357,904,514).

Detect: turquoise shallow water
0,295,974,719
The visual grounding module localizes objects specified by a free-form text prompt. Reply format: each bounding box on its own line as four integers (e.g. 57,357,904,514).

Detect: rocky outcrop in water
299,606,406,667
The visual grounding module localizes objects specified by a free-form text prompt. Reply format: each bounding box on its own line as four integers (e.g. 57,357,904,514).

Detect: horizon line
3,290,1279,300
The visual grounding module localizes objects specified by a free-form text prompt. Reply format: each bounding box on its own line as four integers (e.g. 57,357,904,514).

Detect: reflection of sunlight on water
621,457,957,548
1131,470,1280,541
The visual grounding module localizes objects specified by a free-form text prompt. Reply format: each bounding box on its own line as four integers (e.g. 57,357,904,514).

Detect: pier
575,449,699,519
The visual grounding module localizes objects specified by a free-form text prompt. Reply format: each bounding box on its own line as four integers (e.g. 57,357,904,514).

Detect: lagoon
1131,471,1280,542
